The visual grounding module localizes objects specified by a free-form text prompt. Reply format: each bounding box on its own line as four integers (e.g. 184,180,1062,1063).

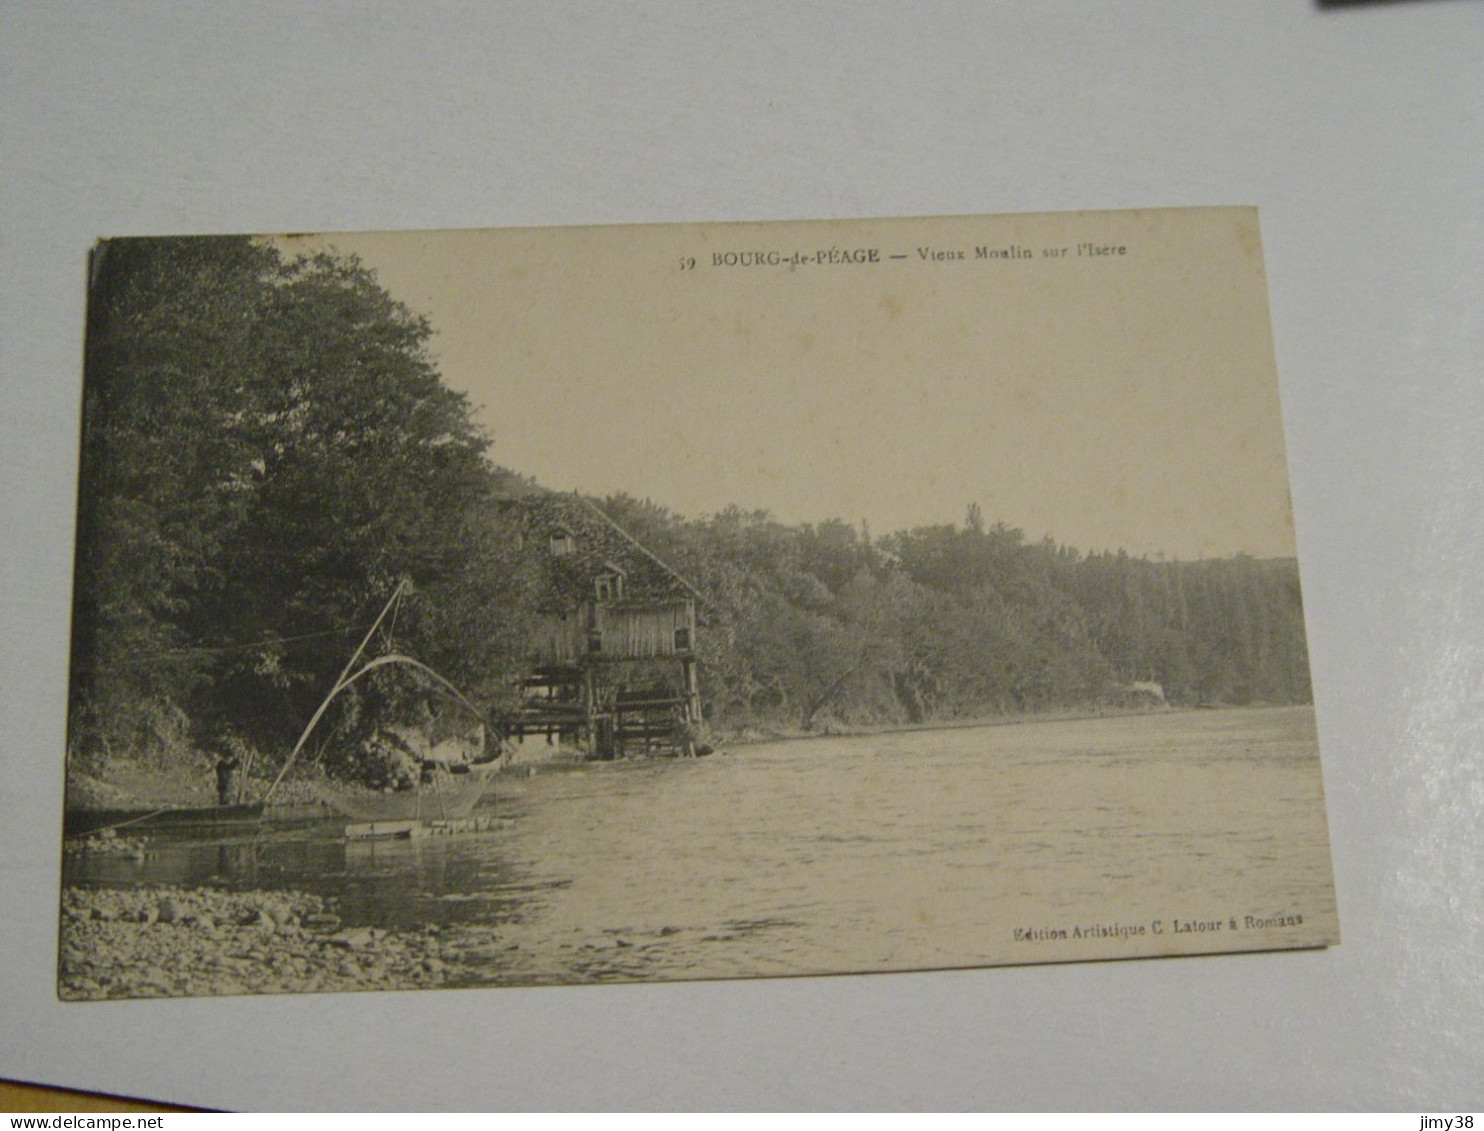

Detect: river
65,706,1339,986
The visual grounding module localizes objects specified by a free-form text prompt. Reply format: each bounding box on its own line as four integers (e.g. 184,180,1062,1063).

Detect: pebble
58,884,677,1000
64,831,150,858
452,944,505,962
58,885,462,1000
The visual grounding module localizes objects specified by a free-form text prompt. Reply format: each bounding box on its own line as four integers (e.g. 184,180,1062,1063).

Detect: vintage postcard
59,208,1338,1000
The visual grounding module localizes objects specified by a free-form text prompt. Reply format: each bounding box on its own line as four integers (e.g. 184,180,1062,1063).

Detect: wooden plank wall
531,600,694,662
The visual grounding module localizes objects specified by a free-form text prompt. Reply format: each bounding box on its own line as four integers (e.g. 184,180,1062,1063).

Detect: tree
70,237,283,767
69,237,535,773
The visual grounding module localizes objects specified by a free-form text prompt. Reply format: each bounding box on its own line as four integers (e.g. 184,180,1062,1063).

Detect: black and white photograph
57,208,1339,1001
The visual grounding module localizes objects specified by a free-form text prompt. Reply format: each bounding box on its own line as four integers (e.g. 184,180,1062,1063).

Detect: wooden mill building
502,493,703,759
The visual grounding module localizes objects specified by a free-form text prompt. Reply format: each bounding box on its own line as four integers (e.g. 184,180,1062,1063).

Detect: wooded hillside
592,497,1312,732
68,236,1313,782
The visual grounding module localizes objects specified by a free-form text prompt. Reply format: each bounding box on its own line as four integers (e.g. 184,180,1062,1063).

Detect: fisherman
215,750,241,806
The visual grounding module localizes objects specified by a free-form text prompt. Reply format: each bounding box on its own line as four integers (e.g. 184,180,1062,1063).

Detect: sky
281,208,1298,560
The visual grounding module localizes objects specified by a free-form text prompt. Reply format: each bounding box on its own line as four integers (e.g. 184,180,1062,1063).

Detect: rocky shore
60,881,745,998
62,828,151,859
59,885,479,1000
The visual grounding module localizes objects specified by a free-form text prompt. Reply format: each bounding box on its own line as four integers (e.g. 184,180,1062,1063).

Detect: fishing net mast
261,580,502,807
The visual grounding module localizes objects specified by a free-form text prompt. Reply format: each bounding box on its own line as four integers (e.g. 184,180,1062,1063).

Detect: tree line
591,497,1312,732
68,237,1312,783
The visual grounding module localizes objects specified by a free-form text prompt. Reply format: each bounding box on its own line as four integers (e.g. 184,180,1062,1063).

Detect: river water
67,706,1339,984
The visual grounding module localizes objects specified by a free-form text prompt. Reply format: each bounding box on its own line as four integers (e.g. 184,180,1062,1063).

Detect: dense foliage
69,237,538,775
69,236,1312,781
595,497,1313,731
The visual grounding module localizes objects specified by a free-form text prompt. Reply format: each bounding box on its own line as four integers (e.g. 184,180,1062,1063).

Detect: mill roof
500,492,700,606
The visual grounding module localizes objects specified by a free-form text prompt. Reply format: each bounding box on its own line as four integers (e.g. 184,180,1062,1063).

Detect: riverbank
707,702,1197,749
66,703,1227,819
58,883,693,998
57,706,1332,998
64,763,480,825
59,885,471,999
